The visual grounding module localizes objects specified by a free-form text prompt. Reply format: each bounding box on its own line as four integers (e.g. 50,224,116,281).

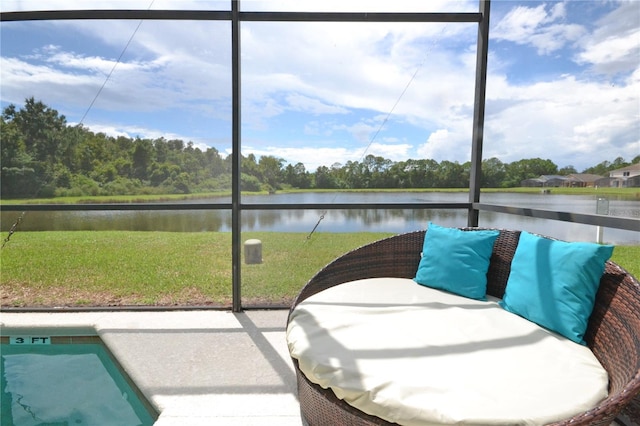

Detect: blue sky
1,1,638,172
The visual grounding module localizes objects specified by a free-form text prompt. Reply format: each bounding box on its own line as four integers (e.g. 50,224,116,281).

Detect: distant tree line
2,98,638,199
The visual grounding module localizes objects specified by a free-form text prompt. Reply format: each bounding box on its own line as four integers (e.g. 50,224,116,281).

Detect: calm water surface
1,342,156,426
2,192,638,244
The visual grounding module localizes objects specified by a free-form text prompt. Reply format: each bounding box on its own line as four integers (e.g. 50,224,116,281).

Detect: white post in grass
596,197,609,244
244,239,263,264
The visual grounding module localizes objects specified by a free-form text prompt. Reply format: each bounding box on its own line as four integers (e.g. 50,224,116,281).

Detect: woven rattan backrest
484,229,521,299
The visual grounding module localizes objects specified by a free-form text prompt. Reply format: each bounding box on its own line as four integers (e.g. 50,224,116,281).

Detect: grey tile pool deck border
0,309,303,425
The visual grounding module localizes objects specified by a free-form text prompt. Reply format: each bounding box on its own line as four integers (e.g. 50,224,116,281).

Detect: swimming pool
1,330,157,426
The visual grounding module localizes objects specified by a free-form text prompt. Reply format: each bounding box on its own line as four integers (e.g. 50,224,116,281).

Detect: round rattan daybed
287,229,640,426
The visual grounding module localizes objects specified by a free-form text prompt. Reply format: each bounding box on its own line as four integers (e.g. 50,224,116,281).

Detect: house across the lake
595,163,640,188
522,164,640,188
521,173,603,188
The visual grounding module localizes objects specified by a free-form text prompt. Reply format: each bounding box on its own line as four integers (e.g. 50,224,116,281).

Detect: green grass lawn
0,231,392,307
611,245,640,277
1,231,637,308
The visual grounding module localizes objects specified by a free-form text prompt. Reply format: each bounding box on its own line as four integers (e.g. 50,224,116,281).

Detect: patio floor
0,309,302,425
1,309,636,426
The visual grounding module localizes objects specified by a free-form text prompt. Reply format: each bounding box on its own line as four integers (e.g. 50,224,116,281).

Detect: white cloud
237,139,413,171
285,93,349,115
479,1,640,170
1,1,637,175
77,122,211,151
2,3,478,135
494,4,550,40
238,17,478,132
366,142,412,161
417,128,472,163
574,1,640,75
239,0,476,13
0,56,98,107
483,73,640,169
237,145,356,171
0,0,229,12
492,2,585,55
335,119,383,145
578,30,640,66
41,46,141,75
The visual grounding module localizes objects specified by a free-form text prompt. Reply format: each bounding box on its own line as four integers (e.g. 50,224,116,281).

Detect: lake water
2,192,639,244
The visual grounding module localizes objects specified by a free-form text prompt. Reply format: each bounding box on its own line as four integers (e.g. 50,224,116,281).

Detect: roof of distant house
539,175,567,181
567,173,602,182
609,162,640,174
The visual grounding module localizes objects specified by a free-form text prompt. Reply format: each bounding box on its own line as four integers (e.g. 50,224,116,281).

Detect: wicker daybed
287,229,640,425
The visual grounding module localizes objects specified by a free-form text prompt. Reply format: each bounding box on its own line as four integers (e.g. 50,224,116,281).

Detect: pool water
1,338,157,426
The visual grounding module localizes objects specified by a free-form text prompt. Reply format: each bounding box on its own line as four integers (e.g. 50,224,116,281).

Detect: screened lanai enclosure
1,1,638,311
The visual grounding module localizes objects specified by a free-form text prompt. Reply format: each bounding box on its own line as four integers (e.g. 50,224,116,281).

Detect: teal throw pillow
414,222,500,300
499,231,614,345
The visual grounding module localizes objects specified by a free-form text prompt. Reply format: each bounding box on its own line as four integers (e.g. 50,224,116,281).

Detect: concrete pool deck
2,309,637,426
0,309,302,425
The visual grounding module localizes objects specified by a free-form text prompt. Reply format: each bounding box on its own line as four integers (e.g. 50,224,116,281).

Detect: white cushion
287,278,608,426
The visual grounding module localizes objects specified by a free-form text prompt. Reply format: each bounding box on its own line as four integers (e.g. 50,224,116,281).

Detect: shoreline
2,186,639,205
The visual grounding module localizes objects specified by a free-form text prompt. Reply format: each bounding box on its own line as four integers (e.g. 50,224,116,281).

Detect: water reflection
1,192,638,244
